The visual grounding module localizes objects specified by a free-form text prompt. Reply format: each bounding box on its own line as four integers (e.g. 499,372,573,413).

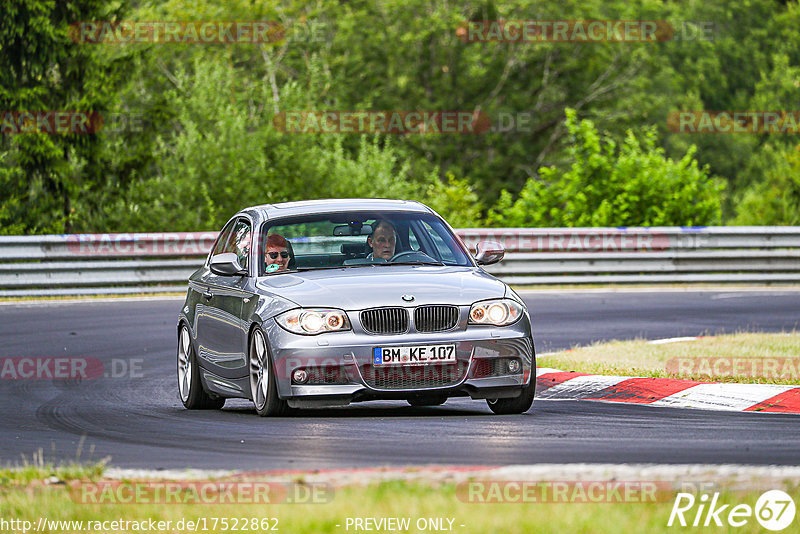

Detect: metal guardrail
1,227,799,296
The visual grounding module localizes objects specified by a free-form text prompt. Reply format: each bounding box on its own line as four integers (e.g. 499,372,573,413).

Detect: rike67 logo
668,490,796,531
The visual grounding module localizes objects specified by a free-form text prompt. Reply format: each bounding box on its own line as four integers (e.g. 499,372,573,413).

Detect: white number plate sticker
373,344,456,366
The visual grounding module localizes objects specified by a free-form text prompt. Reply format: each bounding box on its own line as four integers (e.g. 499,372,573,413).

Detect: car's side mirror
474,241,505,265
209,253,247,276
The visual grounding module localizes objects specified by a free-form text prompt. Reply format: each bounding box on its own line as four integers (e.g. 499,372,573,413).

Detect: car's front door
196,217,254,382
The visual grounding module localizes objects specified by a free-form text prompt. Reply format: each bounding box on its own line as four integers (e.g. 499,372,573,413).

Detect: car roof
242,198,433,219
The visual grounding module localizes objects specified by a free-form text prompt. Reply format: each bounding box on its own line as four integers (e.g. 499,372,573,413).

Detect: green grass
0,451,106,488
0,463,105,488
539,332,800,384
1,471,798,534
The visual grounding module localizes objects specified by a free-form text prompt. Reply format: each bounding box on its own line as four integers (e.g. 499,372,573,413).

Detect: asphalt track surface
1,289,799,469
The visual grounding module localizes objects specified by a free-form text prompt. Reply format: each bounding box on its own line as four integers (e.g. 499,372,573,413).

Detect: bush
732,144,800,225
101,58,475,231
487,109,723,227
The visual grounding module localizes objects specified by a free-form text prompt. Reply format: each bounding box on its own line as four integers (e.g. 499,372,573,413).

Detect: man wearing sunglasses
265,234,292,272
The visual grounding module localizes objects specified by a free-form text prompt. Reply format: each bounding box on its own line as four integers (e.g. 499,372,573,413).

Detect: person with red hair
265,234,292,272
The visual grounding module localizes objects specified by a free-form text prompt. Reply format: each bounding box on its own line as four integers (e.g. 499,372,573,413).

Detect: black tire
249,326,289,417
487,353,536,415
486,380,535,415
177,324,225,410
407,397,447,407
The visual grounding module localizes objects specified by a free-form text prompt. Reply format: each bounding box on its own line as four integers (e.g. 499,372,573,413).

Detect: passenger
367,220,397,261
265,234,292,272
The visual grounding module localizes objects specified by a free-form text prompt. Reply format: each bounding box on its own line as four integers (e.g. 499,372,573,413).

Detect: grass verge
1,469,798,534
539,332,800,384
1,455,106,488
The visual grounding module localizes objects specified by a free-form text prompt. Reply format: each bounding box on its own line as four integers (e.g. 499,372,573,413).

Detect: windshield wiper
287,261,446,273
293,266,350,271
380,260,445,266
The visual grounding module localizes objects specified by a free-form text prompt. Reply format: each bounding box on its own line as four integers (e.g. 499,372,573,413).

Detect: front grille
360,307,408,334
303,366,350,385
414,305,459,332
470,358,522,379
360,361,469,389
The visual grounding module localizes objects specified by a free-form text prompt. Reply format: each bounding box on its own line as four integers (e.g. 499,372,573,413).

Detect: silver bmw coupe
177,199,535,416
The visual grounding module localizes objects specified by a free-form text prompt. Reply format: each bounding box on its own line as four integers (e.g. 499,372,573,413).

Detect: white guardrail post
0,227,799,296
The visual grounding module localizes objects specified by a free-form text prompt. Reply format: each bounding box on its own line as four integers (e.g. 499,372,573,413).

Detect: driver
265,234,292,272
367,220,397,261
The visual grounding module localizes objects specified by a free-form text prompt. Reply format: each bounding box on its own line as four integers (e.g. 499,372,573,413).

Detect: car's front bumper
262,315,535,408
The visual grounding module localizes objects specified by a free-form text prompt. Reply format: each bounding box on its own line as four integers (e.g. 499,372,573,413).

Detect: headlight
276,308,351,335
468,299,523,326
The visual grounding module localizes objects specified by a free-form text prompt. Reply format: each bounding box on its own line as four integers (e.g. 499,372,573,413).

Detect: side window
230,219,252,271
422,221,457,262
211,219,237,257
408,231,421,251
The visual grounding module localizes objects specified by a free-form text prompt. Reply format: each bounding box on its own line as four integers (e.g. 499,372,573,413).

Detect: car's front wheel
177,324,225,410
249,326,288,417
486,375,535,415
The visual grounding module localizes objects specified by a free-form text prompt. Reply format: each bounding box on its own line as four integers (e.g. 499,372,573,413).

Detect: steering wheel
389,250,436,262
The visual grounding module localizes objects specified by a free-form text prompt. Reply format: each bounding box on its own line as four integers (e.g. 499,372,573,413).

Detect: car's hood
255,265,506,309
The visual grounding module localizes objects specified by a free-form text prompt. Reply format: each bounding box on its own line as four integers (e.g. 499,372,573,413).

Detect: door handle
202,289,213,300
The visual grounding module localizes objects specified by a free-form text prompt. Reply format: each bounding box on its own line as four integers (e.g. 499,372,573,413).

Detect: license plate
373,344,456,366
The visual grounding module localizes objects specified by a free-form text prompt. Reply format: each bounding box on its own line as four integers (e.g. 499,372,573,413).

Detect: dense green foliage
732,144,800,225
1,0,799,233
0,0,127,233
486,109,723,227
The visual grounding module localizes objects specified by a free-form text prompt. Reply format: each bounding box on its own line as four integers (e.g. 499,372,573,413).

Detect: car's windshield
258,211,473,275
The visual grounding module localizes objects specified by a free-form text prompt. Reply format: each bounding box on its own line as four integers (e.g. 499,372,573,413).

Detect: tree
732,143,800,225
0,0,129,234
100,58,482,231
487,109,723,227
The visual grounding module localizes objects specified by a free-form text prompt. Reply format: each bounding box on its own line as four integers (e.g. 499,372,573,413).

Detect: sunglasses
267,251,289,259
